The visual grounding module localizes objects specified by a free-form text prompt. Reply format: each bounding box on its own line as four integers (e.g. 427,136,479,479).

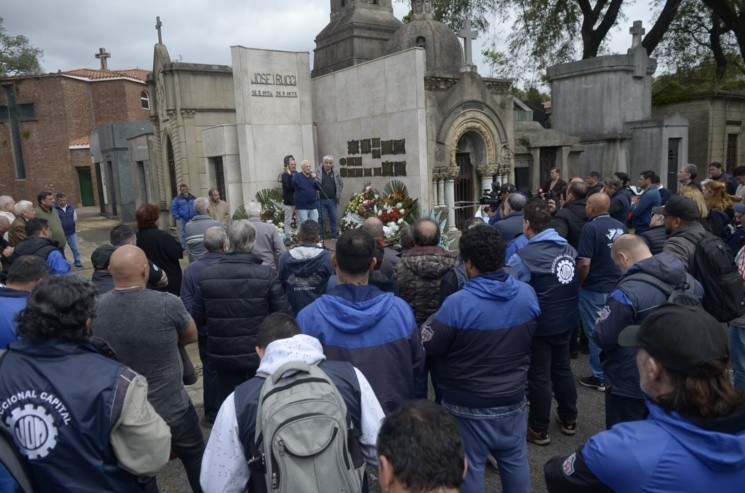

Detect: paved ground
71,207,608,492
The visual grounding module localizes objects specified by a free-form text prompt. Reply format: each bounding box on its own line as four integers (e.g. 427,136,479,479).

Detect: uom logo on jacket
552,255,576,285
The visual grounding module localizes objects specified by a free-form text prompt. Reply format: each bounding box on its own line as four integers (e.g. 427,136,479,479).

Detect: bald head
611,234,652,273
108,245,149,288
587,192,610,217
362,217,384,241
413,218,440,247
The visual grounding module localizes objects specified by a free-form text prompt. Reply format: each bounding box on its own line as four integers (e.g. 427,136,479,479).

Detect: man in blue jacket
630,170,660,233
594,234,703,428
545,303,745,492
507,199,579,446
171,183,197,248
297,228,423,414
424,225,540,493
291,160,320,224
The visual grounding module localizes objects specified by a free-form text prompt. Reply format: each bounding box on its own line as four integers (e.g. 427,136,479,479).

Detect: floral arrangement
341,180,419,244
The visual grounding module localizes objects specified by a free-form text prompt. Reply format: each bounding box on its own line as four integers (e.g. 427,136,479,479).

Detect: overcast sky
2,1,652,80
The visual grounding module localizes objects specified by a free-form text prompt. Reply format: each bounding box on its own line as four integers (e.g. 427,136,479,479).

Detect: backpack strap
623,272,675,297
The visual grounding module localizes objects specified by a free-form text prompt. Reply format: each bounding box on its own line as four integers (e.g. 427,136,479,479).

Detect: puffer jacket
551,199,588,249
395,246,457,324
191,252,292,371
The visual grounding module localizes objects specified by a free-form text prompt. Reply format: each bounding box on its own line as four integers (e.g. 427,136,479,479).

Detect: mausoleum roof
385,19,463,76
60,69,149,83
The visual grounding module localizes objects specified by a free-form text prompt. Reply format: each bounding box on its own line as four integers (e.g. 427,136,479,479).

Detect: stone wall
312,48,429,213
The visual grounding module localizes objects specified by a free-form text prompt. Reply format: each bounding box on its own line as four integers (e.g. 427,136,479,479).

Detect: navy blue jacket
424,271,540,408
594,253,703,398
0,340,141,491
507,229,579,337
494,212,523,241
631,187,661,233
53,204,76,236
608,189,630,224
291,173,319,210
297,285,423,413
278,246,334,314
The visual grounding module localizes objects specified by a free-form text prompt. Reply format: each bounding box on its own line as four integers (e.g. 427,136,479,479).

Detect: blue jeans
444,400,529,493
296,208,318,224
579,288,609,380
65,233,82,266
177,219,187,248
528,331,577,433
318,198,338,238
729,324,745,391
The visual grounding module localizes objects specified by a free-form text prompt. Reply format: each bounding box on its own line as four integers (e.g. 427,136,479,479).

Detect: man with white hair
191,220,292,408
316,155,343,239
0,195,15,241
0,216,13,270
184,197,222,262
8,200,35,246
245,201,285,269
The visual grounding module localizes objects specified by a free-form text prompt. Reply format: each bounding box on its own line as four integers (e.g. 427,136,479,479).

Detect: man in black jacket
192,219,292,408
551,181,588,250
280,155,296,239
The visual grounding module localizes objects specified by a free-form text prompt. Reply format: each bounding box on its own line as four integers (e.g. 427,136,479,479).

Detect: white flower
400,209,405,214
396,202,403,208
267,220,273,224
397,218,404,224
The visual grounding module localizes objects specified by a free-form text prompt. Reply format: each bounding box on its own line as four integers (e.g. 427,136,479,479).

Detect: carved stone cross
630,20,645,48
156,17,163,44
458,18,477,67
95,47,110,70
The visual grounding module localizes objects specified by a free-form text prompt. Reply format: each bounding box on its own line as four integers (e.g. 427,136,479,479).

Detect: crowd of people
0,158,744,492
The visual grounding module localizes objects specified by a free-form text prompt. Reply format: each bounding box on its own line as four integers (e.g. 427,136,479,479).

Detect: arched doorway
455,131,487,228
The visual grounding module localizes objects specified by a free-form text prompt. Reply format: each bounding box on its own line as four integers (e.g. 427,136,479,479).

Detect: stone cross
156,17,163,44
458,18,477,67
630,20,645,48
95,47,111,70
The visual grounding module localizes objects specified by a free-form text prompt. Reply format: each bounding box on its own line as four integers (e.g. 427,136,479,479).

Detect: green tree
0,18,43,77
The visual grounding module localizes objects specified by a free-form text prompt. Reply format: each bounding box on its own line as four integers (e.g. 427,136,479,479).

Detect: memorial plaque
364,168,372,177
393,139,406,155
361,139,371,154
340,168,348,177
372,149,381,159
372,138,381,148
339,157,347,166
381,140,394,155
374,167,382,176
394,161,407,176
348,140,360,155
382,161,394,176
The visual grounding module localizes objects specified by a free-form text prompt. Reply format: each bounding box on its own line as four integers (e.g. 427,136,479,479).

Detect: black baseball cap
618,303,728,377
499,183,517,194
651,195,700,221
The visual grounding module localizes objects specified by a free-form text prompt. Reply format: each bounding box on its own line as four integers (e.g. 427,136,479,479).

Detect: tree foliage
0,17,43,77
652,54,745,105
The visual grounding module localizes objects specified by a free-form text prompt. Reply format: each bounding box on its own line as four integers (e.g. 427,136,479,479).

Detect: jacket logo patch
552,255,576,285
597,305,611,323
421,324,434,343
562,452,576,476
0,390,70,461
606,228,624,247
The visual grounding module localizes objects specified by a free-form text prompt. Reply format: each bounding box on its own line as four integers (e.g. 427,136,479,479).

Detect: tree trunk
642,0,683,55
581,0,624,58
702,0,745,64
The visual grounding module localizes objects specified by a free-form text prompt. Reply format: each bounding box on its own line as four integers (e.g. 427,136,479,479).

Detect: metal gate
455,153,474,229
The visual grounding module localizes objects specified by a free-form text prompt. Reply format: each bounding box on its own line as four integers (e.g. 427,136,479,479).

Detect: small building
653,90,745,187
0,67,151,206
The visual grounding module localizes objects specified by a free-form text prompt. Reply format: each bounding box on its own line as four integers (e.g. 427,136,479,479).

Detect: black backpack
682,231,745,322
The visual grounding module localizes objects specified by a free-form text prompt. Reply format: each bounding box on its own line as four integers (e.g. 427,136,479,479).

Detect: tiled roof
69,135,90,149
60,68,149,83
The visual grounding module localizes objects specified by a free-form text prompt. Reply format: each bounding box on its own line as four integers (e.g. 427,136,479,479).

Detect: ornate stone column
476,164,500,195
432,167,446,207
444,167,458,232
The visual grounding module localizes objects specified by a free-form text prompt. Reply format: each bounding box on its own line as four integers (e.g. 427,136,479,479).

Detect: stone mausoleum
147,0,517,230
